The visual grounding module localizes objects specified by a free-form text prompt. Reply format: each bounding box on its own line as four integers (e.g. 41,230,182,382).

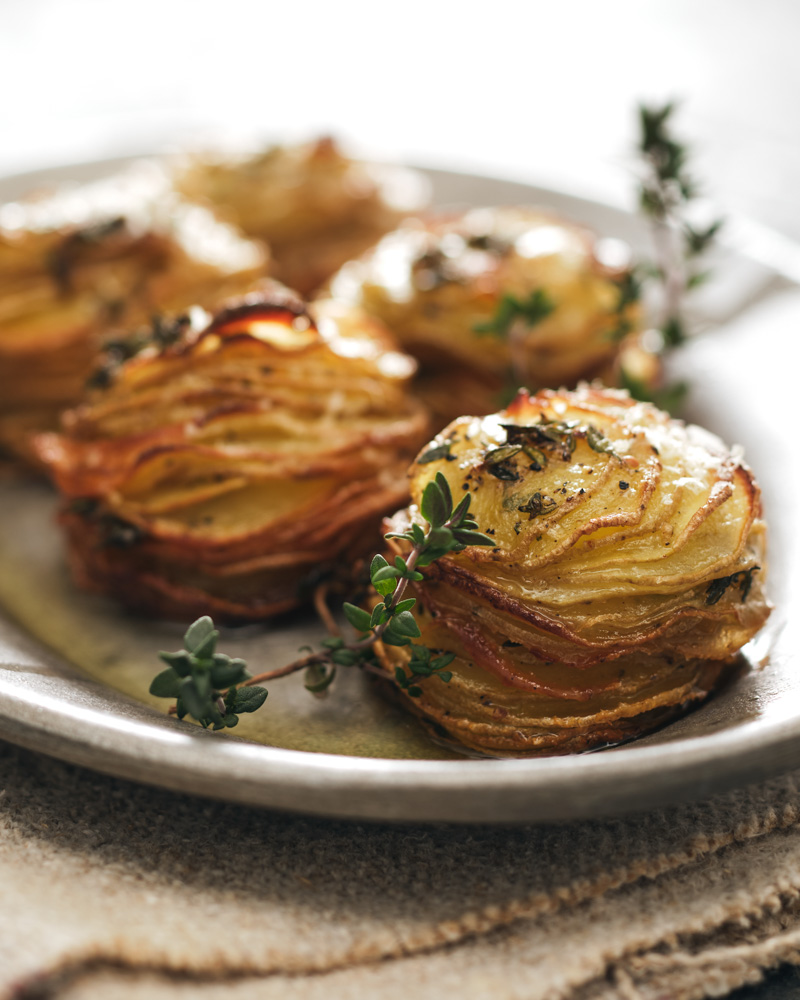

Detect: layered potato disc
173,136,430,296
0,163,266,460
377,385,770,756
34,284,428,622
330,207,650,426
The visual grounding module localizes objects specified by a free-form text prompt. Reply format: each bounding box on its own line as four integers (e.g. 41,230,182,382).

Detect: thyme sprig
150,472,495,725
150,617,267,730
636,101,723,350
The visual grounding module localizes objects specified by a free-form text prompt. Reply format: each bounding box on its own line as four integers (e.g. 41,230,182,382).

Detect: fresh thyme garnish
705,567,759,606
149,472,495,724
619,368,688,416
501,419,577,463
609,270,642,342
637,101,722,349
68,501,144,548
87,314,193,389
472,289,555,339
150,618,266,729
517,492,558,518
585,425,618,458
417,442,454,464
48,216,127,293
620,101,723,413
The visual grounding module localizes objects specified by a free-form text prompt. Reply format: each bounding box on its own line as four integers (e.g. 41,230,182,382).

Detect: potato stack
0,164,266,458
173,137,429,296
35,285,428,622
330,207,650,425
378,385,769,755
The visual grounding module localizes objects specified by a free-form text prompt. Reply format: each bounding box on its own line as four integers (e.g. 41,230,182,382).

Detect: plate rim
1,155,796,824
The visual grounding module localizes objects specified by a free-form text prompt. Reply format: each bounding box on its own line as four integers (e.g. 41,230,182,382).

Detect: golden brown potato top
330,206,640,385
35,283,425,499
0,162,264,276
173,137,429,247
0,163,266,349
402,384,762,606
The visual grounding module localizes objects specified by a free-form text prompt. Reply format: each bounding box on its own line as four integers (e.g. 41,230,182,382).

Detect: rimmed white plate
0,157,796,823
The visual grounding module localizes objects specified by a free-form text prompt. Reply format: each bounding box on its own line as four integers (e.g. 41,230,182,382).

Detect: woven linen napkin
4,738,800,1000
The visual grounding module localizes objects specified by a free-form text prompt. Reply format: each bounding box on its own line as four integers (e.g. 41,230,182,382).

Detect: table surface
3,1,800,995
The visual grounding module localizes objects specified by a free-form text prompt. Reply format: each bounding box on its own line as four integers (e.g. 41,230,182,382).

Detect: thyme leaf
472,289,555,338
705,567,760,606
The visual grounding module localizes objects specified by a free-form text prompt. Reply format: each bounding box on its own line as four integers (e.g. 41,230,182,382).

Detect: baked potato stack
330,207,650,426
378,385,769,756
0,164,266,458
173,137,430,296
34,285,428,622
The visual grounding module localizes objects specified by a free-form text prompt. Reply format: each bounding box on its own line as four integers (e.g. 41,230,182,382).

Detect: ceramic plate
0,157,797,823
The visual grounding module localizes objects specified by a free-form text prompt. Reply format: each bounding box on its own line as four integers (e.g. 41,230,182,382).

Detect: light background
1,0,797,237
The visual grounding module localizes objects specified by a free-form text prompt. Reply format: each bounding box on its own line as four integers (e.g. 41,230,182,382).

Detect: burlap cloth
5,737,800,1000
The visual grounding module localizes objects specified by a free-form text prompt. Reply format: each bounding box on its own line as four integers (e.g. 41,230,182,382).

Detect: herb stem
153,470,494,723
239,513,441,687
313,581,341,638
240,651,331,688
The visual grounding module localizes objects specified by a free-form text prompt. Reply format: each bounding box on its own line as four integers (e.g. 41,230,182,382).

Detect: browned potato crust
0,164,266,463
330,207,649,426
173,137,429,296
34,284,428,622
375,385,770,756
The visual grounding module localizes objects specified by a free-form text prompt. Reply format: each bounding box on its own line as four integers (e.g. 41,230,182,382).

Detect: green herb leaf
372,565,401,583
210,659,250,689
305,663,337,694
417,442,452,464
232,686,269,714
370,602,389,628
179,676,211,721
158,650,194,677
149,667,182,699
420,479,449,528
450,493,472,526
434,472,453,518
473,289,555,338
343,602,372,632
183,617,218,658
391,611,422,638
452,528,496,546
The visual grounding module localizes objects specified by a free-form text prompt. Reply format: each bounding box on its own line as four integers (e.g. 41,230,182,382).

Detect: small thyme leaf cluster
150,617,267,728
150,472,494,723
617,101,724,415
472,289,555,339
637,101,724,349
